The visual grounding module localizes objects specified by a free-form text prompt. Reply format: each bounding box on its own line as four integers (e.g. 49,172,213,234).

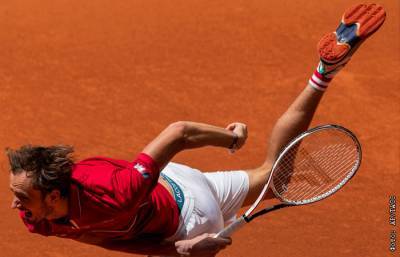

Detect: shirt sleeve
111,152,161,210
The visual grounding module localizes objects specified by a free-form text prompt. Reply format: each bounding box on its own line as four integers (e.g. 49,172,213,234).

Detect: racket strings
280,143,356,199
272,129,360,203
285,151,356,200
284,145,356,194
275,144,356,197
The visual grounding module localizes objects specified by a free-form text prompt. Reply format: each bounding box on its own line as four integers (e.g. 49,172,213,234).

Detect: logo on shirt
134,163,150,179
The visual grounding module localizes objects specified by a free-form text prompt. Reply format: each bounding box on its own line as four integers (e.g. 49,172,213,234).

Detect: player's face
9,171,55,223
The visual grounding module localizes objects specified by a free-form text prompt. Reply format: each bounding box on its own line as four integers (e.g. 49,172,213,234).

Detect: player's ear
45,189,61,204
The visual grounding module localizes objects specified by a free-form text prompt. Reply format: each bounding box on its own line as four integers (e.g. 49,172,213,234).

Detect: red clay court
0,1,398,256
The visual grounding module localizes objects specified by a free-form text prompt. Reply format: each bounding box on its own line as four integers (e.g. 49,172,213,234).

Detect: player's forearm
180,121,236,149
142,121,238,171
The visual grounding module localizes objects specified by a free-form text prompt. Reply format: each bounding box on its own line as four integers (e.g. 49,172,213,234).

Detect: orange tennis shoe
317,3,386,77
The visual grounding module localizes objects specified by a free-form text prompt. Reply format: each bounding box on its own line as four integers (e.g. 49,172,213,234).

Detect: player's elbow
167,121,190,149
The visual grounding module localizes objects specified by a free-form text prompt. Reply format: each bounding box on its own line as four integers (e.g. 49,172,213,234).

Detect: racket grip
214,215,246,238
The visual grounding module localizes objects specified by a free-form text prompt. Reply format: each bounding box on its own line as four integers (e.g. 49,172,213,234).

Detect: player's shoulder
72,153,160,180
75,154,155,167
71,157,132,184
75,156,131,167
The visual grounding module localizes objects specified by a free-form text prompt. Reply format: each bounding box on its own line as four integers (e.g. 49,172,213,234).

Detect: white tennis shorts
162,162,249,241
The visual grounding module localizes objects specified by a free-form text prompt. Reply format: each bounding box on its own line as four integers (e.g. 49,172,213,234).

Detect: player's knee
246,166,269,189
256,161,272,177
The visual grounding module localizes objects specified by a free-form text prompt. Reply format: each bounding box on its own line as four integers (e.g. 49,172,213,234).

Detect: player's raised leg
242,3,386,206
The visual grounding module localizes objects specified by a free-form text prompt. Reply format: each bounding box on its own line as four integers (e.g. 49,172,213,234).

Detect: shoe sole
318,3,386,64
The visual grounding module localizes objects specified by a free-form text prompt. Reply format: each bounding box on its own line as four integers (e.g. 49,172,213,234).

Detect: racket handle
214,215,247,238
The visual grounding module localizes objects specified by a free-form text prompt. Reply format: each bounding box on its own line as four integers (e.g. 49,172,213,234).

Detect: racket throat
247,203,293,221
243,214,251,223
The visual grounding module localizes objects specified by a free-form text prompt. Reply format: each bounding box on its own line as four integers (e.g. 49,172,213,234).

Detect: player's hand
225,122,248,152
175,233,232,257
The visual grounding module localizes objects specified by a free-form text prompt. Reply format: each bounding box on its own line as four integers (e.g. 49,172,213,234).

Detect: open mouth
20,208,33,220
25,210,32,218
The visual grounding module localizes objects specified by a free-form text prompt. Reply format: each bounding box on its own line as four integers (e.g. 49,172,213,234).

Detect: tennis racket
216,124,362,238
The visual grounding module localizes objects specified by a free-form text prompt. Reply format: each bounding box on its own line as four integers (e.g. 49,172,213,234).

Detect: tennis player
7,4,385,257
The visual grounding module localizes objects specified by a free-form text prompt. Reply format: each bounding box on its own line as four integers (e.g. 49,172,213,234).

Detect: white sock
308,65,333,91
308,59,349,91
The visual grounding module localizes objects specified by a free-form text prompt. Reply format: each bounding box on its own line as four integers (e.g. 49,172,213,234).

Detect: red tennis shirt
19,153,180,244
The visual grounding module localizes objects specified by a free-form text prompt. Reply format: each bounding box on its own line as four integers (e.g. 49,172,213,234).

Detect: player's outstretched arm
142,121,247,170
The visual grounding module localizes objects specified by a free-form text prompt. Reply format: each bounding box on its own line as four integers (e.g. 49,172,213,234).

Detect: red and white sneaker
309,3,386,91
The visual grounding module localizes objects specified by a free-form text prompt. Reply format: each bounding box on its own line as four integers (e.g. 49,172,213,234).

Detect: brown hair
6,145,74,198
